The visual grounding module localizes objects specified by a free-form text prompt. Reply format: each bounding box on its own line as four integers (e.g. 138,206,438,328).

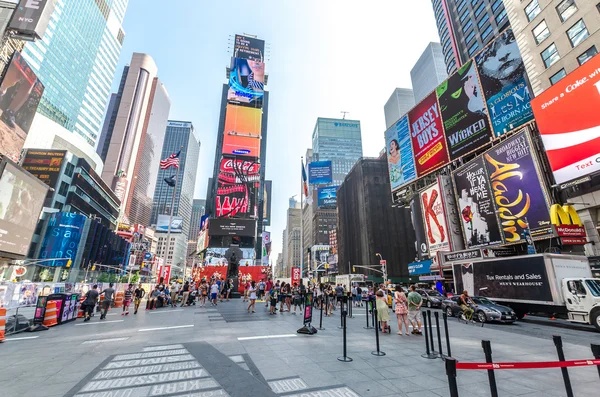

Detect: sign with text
442,248,482,263
385,115,417,191
550,204,587,245
317,186,338,208
9,0,57,40
208,219,256,237
21,149,66,199
308,161,333,185
408,259,432,275
291,267,301,286
234,34,265,61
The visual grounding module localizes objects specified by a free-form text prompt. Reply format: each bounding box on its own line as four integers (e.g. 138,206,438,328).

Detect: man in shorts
99,283,115,320
133,283,145,314
210,280,219,306
122,283,134,315
459,290,476,320
407,285,423,335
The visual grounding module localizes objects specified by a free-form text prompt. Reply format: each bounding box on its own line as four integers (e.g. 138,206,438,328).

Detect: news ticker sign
550,204,587,245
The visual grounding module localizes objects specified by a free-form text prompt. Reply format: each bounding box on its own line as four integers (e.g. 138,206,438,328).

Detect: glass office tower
21,0,128,147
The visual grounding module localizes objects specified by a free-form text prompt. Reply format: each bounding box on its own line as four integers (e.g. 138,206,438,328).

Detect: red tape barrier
457,359,600,370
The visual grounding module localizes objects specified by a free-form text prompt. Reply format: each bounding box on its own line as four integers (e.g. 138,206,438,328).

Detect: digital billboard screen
39,212,86,267
385,115,417,191
222,105,262,157
234,34,265,61
317,186,338,208
21,149,65,200
408,91,449,177
308,161,333,185
0,160,48,256
156,215,183,233
531,53,600,185
228,58,265,108
436,60,493,160
476,29,533,138
209,219,256,237
0,51,45,162
263,180,272,226
216,157,260,218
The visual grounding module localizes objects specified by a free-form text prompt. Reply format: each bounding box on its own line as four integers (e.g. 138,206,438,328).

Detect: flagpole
300,156,304,281
161,147,183,285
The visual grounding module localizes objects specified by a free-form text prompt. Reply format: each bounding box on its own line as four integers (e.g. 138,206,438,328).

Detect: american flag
160,151,180,170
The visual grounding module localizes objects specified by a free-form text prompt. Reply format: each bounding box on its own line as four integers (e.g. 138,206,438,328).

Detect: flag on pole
160,151,180,169
301,160,308,197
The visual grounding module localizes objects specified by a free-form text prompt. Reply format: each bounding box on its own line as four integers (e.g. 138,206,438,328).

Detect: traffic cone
114,291,124,308
43,301,58,327
77,296,85,318
0,307,7,342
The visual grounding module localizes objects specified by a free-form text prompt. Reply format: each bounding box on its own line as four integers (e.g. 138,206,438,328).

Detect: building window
533,20,550,44
462,18,473,33
492,0,503,12
468,41,480,57
481,24,494,41
474,2,486,17
567,19,589,47
525,0,541,21
58,182,69,196
65,163,74,177
465,29,476,44
578,46,598,65
541,43,560,68
557,0,578,22
477,15,489,29
550,69,567,85
459,8,469,23
496,9,507,25
54,202,63,211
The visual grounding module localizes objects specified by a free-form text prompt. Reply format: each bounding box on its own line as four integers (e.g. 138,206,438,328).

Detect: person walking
269,285,278,315
265,278,273,307
407,285,423,335
180,281,190,307
133,283,145,314
335,284,344,309
210,280,219,306
82,284,99,322
247,280,257,313
376,290,390,333
292,283,302,314
122,284,134,315
99,283,115,320
199,280,208,307
258,279,265,301
225,279,232,301
394,285,410,335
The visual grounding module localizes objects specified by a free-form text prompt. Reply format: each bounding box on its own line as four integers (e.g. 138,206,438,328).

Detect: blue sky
114,0,441,259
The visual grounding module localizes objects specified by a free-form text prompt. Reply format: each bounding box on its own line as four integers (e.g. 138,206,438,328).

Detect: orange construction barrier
43,301,58,327
97,295,104,312
77,296,86,318
0,307,6,342
114,291,124,308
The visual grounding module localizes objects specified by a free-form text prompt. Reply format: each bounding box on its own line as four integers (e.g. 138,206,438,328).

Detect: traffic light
66,259,72,268
352,266,356,273
92,265,96,271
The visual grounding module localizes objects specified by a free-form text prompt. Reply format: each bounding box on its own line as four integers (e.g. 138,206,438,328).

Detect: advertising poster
228,58,265,108
234,34,265,61
39,212,86,267
156,215,183,233
317,186,338,208
0,51,45,162
222,105,262,157
476,29,533,137
308,161,333,185
436,60,493,160
420,181,450,255
438,175,465,252
216,157,260,218
483,131,552,241
263,180,272,226
531,53,600,185
21,150,66,196
408,260,432,276
385,116,417,191
209,219,256,237
291,267,301,286
410,194,429,260
453,157,503,247
203,247,255,267
408,91,449,177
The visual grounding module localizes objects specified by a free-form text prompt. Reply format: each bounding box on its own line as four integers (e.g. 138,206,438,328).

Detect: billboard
21,149,66,199
208,219,256,237
408,91,449,177
0,160,48,256
438,175,465,252
410,194,428,260
156,215,183,233
8,0,57,40
453,156,503,248
262,180,272,226
228,58,265,108
38,212,86,267
215,156,260,218
0,51,45,162
531,53,600,185
317,186,338,208
385,115,417,191
222,105,262,157
234,34,265,61
483,131,552,241
436,60,493,160
476,29,533,137
408,259,432,276
420,180,449,255
308,160,333,185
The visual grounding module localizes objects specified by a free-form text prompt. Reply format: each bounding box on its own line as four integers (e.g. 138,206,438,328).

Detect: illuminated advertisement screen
156,215,184,233
234,34,265,61
222,105,262,157
385,115,417,191
476,29,533,138
263,180,272,226
228,58,265,108
39,212,86,267
216,157,260,218
0,51,45,162
408,91,449,177
21,149,66,199
317,186,338,208
436,60,493,160
308,161,333,185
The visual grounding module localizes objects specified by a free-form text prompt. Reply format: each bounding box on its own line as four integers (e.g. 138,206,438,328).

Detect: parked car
442,296,517,323
417,289,444,308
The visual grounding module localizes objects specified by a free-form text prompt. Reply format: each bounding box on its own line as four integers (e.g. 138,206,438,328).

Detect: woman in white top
247,280,257,313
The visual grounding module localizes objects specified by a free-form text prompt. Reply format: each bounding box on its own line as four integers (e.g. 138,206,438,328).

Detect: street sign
380,260,386,265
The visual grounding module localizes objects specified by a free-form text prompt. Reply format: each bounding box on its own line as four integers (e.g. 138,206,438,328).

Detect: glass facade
21,0,128,147
411,42,449,103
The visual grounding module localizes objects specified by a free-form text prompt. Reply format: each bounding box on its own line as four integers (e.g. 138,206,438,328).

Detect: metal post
553,335,574,397
435,311,443,358
161,148,182,285
371,305,385,356
591,344,600,379
348,293,352,318
371,300,376,329
481,340,498,397
338,296,344,329
364,296,372,329
427,310,435,354
445,358,459,397
318,295,325,330
421,310,437,359
337,308,352,362
443,312,452,358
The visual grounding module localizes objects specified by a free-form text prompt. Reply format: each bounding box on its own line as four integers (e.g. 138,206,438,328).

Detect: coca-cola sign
220,158,260,175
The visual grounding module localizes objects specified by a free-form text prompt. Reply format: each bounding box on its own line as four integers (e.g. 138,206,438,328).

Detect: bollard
371,306,386,356
319,296,325,330
338,296,345,329
427,310,435,355
348,293,353,318
435,312,444,359
553,335,574,397
481,340,498,397
443,312,452,358
592,344,600,379
371,300,376,329
421,310,437,359
364,298,373,329
445,357,460,397
337,309,352,362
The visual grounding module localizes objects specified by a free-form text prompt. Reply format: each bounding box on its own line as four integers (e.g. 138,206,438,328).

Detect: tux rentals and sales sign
531,53,600,185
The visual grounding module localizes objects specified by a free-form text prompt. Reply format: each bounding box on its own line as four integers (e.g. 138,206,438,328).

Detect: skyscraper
411,42,449,103
384,89,415,129
431,0,508,73
21,0,128,147
100,54,170,227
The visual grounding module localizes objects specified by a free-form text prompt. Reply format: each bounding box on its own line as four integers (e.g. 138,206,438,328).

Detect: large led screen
0,51,45,162
228,58,265,108
38,212,86,267
222,105,262,157
476,29,533,138
317,186,338,208
0,161,48,256
408,91,449,177
234,34,265,61
216,157,260,218
437,60,493,160
21,149,66,200
385,115,417,191
308,161,333,185
531,53,600,185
